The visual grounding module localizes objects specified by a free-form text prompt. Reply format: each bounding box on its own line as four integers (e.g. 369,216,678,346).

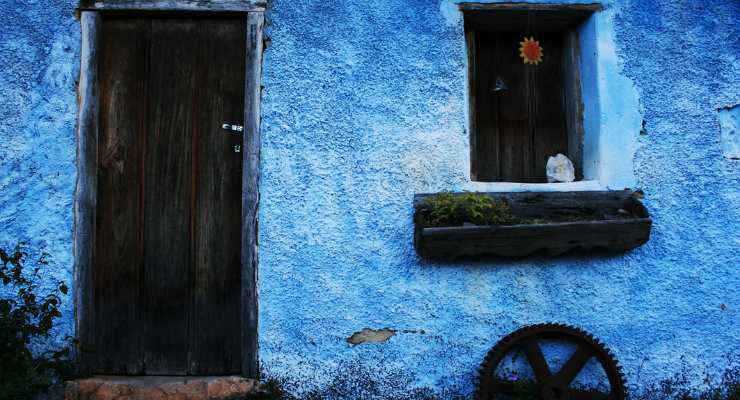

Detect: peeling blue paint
0,0,738,398
577,7,642,189
719,105,740,160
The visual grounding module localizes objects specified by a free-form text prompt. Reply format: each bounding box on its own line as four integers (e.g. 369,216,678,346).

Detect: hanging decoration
493,75,508,92
520,8,543,66
519,37,543,65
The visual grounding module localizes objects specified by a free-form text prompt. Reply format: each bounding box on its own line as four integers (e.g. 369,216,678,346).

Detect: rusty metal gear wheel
476,323,627,400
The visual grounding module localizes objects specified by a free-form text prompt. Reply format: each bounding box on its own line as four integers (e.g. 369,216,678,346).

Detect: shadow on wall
258,360,468,400
4,342,734,399
249,356,740,400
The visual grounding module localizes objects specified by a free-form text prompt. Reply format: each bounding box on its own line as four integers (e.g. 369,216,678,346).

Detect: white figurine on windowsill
546,153,575,183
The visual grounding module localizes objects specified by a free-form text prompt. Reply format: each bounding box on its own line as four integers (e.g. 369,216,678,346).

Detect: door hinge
222,123,244,132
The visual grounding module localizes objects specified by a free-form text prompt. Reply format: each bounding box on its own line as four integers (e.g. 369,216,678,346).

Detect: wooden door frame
73,1,264,378
462,3,599,182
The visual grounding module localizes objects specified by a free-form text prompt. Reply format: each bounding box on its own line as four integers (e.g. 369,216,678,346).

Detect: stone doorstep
63,375,258,400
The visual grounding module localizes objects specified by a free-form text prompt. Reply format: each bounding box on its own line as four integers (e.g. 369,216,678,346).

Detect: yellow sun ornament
519,37,543,65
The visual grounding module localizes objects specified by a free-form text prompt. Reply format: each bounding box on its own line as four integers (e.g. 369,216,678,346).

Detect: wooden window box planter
413,190,651,259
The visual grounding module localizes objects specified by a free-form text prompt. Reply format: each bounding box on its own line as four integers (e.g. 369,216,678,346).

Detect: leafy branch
0,242,74,400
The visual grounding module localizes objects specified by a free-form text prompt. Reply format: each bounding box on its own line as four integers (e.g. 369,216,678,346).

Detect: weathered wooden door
92,17,246,375
474,31,569,183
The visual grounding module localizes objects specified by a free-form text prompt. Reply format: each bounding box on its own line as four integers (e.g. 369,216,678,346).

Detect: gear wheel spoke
554,343,594,386
475,323,627,400
523,339,552,381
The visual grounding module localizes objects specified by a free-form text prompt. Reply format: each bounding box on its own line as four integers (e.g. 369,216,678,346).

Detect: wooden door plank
93,18,149,374
475,31,569,183
496,32,531,182
79,0,267,12
143,18,198,375
474,31,500,181
532,32,568,182
189,18,245,375
466,27,479,181
563,30,584,180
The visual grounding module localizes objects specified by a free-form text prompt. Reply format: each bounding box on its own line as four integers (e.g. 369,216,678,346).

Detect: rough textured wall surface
259,0,739,397
0,0,79,348
0,0,737,398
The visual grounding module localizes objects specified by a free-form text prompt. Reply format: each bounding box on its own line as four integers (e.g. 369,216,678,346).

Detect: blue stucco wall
0,0,79,349
259,0,739,397
0,0,738,398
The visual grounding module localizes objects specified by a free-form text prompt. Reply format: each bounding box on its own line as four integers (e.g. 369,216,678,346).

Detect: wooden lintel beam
78,0,266,13
459,2,604,12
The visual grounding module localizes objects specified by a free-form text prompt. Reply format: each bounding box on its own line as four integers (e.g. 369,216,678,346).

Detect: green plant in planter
424,192,511,227
491,370,538,400
0,243,74,400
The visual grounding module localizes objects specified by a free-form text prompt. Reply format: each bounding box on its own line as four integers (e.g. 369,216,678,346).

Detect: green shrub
0,243,74,400
423,192,511,227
